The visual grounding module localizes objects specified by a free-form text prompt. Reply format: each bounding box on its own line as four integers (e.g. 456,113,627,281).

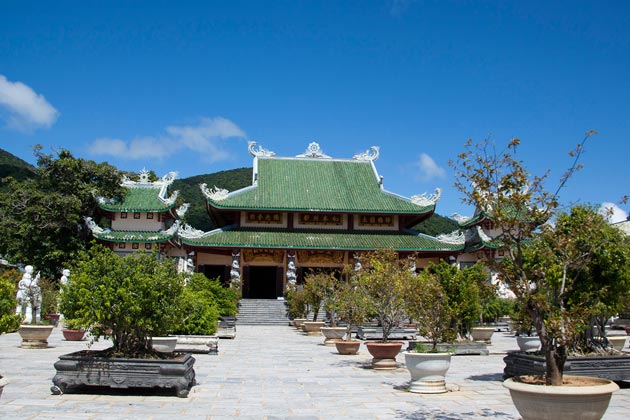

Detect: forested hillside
0,148,36,183
173,167,458,235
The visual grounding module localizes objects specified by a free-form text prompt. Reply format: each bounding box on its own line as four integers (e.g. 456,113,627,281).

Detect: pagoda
179,142,463,299
85,170,188,265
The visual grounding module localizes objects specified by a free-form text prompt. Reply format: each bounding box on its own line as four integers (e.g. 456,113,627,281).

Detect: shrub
0,269,22,333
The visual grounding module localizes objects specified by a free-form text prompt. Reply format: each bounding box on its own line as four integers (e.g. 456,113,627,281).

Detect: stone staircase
236,299,290,325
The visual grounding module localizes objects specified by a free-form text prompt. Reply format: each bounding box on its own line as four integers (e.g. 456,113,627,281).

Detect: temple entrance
244,266,282,299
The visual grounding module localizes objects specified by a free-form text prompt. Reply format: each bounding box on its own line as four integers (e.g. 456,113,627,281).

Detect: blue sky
1,1,629,221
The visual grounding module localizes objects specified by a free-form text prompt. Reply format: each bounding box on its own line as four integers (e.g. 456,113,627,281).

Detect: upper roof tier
97,170,180,213
203,142,441,214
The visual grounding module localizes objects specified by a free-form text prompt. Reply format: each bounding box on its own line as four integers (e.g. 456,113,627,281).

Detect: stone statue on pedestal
15,265,42,323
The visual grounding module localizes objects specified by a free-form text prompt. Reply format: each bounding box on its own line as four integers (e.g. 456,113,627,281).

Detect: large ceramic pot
62,329,86,341
18,324,54,349
335,340,361,355
470,326,495,343
292,318,307,329
607,335,627,351
503,375,619,420
364,341,403,370
320,326,347,345
301,321,325,335
404,352,452,394
516,336,541,352
0,376,8,399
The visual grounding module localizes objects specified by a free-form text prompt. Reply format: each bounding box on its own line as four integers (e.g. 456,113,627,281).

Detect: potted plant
285,286,309,329
403,262,459,393
354,250,410,369
319,272,347,345
300,271,330,335
0,268,22,398
15,266,55,348
452,136,629,419
171,273,222,354
333,267,368,355
53,244,195,397
61,318,86,341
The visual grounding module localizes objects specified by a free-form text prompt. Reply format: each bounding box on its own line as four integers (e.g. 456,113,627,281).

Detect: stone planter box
51,350,196,397
407,340,489,356
174,335,219,354
216,316,236,339
357,325,417,340
503,351,630,381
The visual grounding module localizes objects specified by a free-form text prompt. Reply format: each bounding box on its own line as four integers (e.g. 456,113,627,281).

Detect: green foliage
354,250,412,342
0,148,36,186
173,290,219,336
39,277,60,315
482,296,516,323
302,271,335,322
172,168,252,230
0,147,123,277
59,244,185,357
187,273,239,317
335,268,369,340
285,286,309,319
0,269,22,333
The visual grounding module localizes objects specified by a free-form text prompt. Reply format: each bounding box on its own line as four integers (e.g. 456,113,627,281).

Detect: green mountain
173,167,458,236
0,148,36,182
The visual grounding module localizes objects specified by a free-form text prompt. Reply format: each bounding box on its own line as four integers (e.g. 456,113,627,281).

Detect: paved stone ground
1,325,629,419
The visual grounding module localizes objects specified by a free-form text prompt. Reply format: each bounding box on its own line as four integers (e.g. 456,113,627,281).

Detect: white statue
60,269,70,286
15,265,42,323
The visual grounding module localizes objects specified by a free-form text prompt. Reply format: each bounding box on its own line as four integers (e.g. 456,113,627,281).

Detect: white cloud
599,202,628,223
87,117,247,162
415,152,446,182
0,74,59,132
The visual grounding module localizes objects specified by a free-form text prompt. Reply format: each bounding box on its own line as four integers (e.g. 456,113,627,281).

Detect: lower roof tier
91,229,175,243
180,226,463,252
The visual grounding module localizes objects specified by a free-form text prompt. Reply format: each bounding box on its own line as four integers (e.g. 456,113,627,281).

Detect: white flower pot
404,352,452,394
516,336,541,352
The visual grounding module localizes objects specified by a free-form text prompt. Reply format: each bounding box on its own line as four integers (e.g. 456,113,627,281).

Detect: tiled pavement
1,325,629,419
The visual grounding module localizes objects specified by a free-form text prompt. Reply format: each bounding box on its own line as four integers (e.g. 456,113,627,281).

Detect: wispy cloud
0,74,59,132
87,117,247,163
415,152,446,182
599,202,628,223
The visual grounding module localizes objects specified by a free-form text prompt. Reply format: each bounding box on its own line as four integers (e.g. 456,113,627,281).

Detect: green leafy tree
335,266,369,341
0,269,22,333
0,147,123,277
451,134,630,385
59,244,185,357
302,271,335,322
354,249,412,342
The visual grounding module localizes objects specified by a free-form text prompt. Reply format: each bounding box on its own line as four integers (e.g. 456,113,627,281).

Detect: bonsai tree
335,265,369,341
285,286,309,320
0,269,22,333
59,244,185,357
451,135,630,385
302,271,335,322
353,249,411,342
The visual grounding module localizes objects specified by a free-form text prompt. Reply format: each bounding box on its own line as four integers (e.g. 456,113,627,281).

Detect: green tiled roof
98,187,175,213
180,226,463,252
458,212,488,228
207,158,435,214
91,229,175,243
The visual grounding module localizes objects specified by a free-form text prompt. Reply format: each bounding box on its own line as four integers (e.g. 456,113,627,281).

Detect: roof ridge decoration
248,141,276,157
118,169,179,206
436,230,465,245
84,217,111,235
200,183,229,201
476,225,493,243
410,188,442,207
178,223,208,239
296,142,331,159
176,203,190,218
352,146,380,161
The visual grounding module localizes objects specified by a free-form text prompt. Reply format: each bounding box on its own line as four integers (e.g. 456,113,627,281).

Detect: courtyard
1,324,629,419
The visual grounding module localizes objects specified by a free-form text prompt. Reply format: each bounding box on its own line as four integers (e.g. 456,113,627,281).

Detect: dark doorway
246,266,280,299
201,265,229,286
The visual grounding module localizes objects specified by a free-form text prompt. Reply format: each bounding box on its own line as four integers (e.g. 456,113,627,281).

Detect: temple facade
177,142,463,299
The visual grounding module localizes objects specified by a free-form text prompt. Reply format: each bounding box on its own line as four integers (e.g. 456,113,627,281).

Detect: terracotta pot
364,341,403,370
335,340,361,355
62,329,85,341
301,321,325,335
404,352,452,393
503,375,619,420
44,313,61,327
18,325,54,349
320,327,347,345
